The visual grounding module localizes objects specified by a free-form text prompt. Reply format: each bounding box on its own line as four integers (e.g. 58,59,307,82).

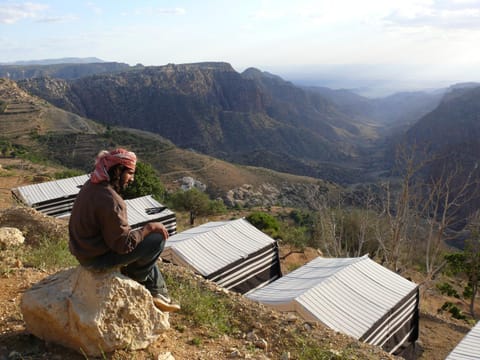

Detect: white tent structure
162,218,282,294
12,176,176,234
246,255,419,355
11,174,90,217
446,321,480,359
124,195,176,236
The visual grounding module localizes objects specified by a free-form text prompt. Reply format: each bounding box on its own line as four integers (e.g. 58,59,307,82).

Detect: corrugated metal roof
446,321,480,360
246,255,418,339
163,218,276,276
12,174,89,206
124,195,174,226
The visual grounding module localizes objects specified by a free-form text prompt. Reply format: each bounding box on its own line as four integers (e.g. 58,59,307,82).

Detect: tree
445,211,480,318
123,162,165,201
420,163,477,277
375,144,479,276
313,204,379,258
246,211,280,238
170,188,211,225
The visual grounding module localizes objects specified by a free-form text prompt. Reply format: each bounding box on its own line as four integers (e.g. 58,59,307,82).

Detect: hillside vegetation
2,64,480,359
0,78,337,210
0,161,474,359
17,63,380,184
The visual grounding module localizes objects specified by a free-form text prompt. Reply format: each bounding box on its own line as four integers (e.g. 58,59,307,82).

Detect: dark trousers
83,233,168,297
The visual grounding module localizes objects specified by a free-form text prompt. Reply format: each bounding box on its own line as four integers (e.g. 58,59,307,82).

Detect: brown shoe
152,294,181,313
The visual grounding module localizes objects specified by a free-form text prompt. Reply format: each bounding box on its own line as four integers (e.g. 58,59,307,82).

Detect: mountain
307,86,444,134
17,62,380,184
0,61,131,81
0,57,105,65
383,84,480,227
0,77,337,210
405,84,480,156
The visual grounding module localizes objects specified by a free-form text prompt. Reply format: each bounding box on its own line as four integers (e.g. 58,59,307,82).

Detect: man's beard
111,178,128,195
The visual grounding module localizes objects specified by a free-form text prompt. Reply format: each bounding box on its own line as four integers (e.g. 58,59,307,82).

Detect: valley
2,60,480,358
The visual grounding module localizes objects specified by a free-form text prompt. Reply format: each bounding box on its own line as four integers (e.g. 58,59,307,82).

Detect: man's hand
142,222,169,240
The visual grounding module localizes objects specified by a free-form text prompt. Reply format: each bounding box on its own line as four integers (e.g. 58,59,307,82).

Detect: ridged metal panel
12,174,89,206
446,321,480,360
247,255,418,340
12,176,177,232
124,195,177,235
164,218,276,276
124,195,174,224
247,256,365,304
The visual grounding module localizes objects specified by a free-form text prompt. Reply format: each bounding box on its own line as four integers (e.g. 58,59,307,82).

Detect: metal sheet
446,321,480,360
247,255,418,343
165,218,276,276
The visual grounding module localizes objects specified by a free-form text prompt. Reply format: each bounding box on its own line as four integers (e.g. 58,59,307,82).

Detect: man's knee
141,232,166,253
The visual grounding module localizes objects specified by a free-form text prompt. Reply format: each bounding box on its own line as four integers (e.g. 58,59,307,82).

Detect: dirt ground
0,248,473,360
0,157,476,359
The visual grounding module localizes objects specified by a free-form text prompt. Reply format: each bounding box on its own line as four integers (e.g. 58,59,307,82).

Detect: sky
1,0,480,95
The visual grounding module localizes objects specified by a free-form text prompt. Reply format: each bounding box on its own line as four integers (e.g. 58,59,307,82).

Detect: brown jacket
68,179,143,263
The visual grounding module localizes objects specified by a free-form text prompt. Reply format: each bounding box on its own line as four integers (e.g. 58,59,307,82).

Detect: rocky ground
0,158,476,359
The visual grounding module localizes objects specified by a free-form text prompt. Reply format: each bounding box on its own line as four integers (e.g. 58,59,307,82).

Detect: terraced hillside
0,78,102,141
0,78,338,210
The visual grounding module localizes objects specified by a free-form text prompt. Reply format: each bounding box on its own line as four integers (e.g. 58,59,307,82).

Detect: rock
227,348,242,358
8,351,22,360
179,176,207,192
254,338,268,350
0,227,24,249
246,331,258,341
285,313,297,323
20,266,170,357
157,352,175,360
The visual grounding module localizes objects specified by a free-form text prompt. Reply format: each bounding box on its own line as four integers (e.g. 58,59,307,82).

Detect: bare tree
420,162,479,278
375,145,426,272
377,143,479,276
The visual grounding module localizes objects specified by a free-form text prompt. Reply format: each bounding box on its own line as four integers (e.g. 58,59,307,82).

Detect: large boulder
20,266,170,356
0,227,25,249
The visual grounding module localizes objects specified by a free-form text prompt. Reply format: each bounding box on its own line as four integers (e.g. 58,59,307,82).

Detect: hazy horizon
2,0,480,97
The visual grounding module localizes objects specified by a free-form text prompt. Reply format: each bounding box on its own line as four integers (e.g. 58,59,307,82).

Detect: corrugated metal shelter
246,255,419,355
124,195,177,236
12,176,177,234
446,321,480,359
11,175,90,217
162,218,282,294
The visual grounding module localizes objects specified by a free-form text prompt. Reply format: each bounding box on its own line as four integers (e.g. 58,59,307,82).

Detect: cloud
35,14,77,23
384,1,480,30
134,7,186,16
0,2,48,24
86,2,102,16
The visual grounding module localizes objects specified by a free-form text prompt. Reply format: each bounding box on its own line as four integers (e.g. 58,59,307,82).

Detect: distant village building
246,255,419,356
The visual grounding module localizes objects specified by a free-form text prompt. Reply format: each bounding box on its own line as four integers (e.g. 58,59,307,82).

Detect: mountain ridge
17,62,379,184
0,77,338,210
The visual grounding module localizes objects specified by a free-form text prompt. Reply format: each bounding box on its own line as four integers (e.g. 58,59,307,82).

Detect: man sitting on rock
68,148,180,312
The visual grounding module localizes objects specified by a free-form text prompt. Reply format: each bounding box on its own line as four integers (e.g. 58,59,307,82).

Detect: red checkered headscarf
90,148,137,184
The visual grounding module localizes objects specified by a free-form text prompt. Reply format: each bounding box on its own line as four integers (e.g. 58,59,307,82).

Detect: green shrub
463,283,473,299
54,169,85,179
440,301,467,320
246,211,280,238
437,282,460,298
165,272,238,337
123,161,166,201
278,223,309,250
